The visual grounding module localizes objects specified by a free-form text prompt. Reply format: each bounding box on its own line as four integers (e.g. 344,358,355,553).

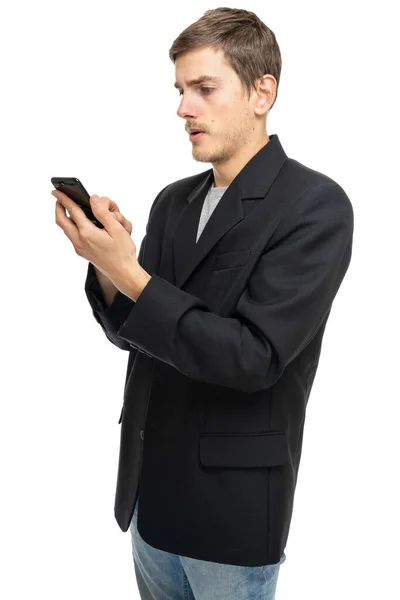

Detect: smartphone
51,177,104,228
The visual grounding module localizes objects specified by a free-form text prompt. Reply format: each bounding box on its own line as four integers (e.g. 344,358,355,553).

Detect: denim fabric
129,495,286,599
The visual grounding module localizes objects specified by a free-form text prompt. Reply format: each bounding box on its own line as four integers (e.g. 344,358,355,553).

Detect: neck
212,134,270,188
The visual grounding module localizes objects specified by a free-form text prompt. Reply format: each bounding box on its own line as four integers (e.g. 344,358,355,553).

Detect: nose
176,95,198,120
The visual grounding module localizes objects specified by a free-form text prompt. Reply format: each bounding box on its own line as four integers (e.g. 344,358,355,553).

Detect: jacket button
140,430,144,440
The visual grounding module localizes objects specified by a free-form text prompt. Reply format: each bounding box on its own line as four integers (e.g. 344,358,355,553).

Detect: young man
54,8,353,600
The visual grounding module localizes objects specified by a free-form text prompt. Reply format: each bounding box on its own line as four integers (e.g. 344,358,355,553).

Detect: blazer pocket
212,249,252,271
199,431,290,468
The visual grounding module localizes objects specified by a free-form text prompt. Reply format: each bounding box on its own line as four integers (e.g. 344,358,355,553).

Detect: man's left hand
53,190,144,299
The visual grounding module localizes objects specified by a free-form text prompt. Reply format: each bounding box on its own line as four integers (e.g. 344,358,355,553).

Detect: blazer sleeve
115,183,354,391
84,261,136,351
84,184,170,351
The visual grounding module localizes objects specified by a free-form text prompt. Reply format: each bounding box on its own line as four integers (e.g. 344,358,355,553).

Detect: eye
178,87,214,96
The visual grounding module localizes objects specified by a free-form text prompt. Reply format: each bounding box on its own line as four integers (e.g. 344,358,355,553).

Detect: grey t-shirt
196,183,228,243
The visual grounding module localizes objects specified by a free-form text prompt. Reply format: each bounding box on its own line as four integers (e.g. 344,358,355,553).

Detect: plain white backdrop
1,1,399,598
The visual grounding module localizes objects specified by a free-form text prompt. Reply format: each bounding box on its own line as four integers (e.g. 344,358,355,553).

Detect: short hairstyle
169,7,282,110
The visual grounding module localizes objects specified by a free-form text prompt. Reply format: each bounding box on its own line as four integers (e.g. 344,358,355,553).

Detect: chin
192,153,211,164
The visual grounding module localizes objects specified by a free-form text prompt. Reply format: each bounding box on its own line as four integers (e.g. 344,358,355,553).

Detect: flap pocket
199,431,289,468
212,249,251,271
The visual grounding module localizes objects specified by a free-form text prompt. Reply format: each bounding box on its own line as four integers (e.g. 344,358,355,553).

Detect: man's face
175,46,259,166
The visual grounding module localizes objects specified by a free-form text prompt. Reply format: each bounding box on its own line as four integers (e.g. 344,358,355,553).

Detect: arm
93,266,119,307
115,183,354,391
84,183,170,350
84,260,136,350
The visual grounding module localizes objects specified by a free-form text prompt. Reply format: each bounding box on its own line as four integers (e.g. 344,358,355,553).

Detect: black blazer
84,133,354,567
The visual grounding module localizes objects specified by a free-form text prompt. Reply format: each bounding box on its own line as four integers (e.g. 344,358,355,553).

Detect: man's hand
52,190,148,300
103,196,133,236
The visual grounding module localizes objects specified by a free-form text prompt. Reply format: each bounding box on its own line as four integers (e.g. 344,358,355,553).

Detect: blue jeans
129,495,286,599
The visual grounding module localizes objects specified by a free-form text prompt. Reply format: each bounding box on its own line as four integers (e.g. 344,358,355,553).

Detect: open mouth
190,131,205,140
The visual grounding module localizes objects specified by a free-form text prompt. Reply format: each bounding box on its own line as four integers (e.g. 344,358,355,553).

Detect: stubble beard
192,112,255,165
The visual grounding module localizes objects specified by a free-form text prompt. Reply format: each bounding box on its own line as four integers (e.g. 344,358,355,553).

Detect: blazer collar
172,133,288,289
186,133,287,204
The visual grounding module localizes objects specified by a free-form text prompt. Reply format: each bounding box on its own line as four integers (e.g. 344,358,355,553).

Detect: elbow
233,352,283,393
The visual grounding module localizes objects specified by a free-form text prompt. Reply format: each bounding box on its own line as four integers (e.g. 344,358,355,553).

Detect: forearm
93,264,119,308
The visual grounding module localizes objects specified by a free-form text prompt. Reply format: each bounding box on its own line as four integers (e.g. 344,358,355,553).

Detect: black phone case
51,177,104,228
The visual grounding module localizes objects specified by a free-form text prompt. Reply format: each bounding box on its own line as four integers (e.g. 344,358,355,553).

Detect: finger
52,190,91,230
112,211,132,233
114,211,129,228
55,200,81,247
98,195,120,213
51,189,73,204
90,196,123,237
122,216,133,235
112,212,124,224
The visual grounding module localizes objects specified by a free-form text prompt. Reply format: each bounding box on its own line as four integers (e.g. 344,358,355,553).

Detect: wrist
111,263,151,302
131,266,151,301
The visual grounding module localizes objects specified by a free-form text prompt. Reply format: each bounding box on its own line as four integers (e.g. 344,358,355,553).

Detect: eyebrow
174,75,223,89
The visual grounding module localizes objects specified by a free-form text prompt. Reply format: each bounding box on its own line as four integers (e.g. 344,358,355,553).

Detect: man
53,8,353,599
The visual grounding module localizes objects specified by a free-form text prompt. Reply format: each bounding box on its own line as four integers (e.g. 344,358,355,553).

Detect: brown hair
169,7,282,111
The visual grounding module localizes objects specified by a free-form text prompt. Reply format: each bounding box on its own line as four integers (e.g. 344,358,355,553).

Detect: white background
1,1,399,598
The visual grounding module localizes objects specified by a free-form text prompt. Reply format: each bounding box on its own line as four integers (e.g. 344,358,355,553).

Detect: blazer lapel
172,134,288,290
173,170,245,289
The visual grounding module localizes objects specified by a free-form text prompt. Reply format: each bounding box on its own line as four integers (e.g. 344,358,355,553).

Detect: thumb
90,194,100,207
90,195,118,233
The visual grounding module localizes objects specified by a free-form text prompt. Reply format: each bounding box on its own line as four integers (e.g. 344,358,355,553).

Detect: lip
189,131,206,141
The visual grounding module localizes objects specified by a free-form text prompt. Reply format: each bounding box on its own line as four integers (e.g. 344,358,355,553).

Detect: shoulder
284,157,349,197
282,157,353,219
269,159,354,249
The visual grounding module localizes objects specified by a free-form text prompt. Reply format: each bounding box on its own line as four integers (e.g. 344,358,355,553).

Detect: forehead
174,46,235,88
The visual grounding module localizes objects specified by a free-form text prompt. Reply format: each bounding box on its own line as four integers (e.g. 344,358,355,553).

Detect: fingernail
92,195,100,204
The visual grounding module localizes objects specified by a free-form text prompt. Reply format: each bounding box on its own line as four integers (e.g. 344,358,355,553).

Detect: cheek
210,102,241,135
218,106,240,130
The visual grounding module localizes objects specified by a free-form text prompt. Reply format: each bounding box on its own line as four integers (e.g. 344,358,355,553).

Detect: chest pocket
212,249,252,271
